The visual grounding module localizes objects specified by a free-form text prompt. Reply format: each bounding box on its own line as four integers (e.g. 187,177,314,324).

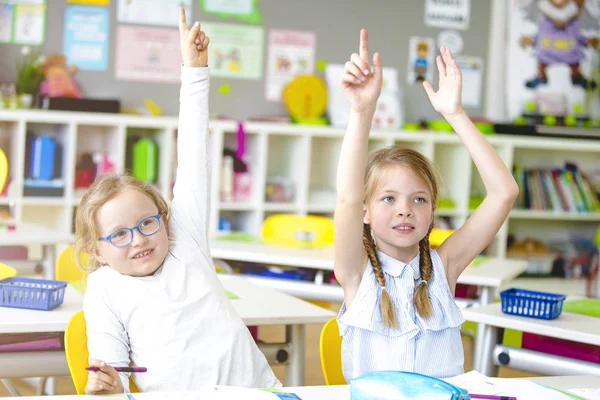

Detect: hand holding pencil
84,359,124,395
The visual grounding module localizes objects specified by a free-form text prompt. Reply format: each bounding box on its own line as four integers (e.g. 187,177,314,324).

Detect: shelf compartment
220,130,261,203
74,124,123,191
218,210,261,234
433,143,470,212
265,135,308,204
23,122,71,198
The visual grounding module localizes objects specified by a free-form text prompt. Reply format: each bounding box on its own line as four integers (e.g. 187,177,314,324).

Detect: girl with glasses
74,8,279,395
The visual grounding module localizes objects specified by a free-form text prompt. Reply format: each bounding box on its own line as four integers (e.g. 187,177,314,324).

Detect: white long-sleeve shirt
83,66,280,392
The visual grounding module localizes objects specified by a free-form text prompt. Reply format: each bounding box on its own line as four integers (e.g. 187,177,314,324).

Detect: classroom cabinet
1,109,599,259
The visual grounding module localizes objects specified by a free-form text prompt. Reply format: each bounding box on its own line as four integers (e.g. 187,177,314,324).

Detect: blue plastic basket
0,277,68,311
500,288,566,320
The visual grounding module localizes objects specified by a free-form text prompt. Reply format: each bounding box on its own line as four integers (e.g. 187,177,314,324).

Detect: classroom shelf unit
1,109,600,259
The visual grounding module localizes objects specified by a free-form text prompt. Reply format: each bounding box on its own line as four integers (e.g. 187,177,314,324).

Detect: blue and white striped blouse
337,249,465,381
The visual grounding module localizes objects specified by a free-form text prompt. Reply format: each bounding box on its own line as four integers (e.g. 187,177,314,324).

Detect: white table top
1,376,599,399
0,275,334,334
0,222,72,245
530,375,600,391
211,240,335,270
210,240,528,288
462,300,600,346
502,277,588,297
220,275,335,325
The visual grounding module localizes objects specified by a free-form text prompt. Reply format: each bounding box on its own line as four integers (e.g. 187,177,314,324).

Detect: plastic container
499,288,565,320
522,333,600,364
0,277,68,311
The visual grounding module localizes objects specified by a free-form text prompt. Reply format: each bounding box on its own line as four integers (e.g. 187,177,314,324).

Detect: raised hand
178,7,209,68
422,46,463,118
340,29,383,114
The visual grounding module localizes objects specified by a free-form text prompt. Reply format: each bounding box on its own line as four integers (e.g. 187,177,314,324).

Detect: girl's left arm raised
423,47,519,285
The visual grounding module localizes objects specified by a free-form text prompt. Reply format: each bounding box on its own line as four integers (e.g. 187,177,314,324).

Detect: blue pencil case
350,371,470,399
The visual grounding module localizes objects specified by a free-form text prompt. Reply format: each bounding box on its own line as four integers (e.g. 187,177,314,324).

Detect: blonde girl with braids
335,29,518,380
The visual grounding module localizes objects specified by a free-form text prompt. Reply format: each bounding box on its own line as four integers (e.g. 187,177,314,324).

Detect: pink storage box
0,333,63,352
522,332,600,363
0,246,28,260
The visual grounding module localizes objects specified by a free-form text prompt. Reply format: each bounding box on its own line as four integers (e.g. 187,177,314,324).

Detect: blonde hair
363,146,440,327
74,172,169,274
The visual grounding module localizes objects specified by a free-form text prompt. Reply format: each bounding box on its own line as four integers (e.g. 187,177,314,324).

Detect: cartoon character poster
508,0,600,120
407,36,435,85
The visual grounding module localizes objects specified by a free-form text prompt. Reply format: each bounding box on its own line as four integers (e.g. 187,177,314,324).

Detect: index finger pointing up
359,29,369,64
178,7,188,35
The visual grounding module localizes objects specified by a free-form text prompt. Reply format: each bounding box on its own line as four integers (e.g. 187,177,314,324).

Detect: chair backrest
0,262,17,279
0,147,7,195
319,317,346,385
65,310,139,394
261,214,334,248
261,214,335,308
56,246,87,282
429,228,454,249
64,311,89,394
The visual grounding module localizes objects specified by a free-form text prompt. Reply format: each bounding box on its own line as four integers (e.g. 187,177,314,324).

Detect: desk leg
285,324,305,386
473,287,494,372
479,324,499,377
42,244,56,280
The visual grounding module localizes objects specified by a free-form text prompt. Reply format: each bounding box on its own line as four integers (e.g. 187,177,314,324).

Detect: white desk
502,277,588,297
210,241,527,304
0,275,334,387
211,240,528,370
462,300,600,377
1,376,599,399
0,223,72,280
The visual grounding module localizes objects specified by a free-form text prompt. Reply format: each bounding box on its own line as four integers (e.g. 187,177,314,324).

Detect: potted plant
16,46,45,108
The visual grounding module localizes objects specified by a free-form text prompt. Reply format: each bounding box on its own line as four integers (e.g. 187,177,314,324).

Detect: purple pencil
86,366,147,373
470,394,517,400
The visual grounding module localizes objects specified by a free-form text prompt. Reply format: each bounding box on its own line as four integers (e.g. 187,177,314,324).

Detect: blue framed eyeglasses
98,214,162,248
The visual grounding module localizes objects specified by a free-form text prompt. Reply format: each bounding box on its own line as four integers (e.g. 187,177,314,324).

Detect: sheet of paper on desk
489,378,575,399
446,371,574,399
445,370,503,395
124,387,299,399
568,388,600,400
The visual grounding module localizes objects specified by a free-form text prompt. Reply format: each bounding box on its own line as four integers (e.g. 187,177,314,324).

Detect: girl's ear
92,247,106,265
363,205,370,225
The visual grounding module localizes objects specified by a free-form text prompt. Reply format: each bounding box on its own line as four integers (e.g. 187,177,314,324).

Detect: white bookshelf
1,109,600,260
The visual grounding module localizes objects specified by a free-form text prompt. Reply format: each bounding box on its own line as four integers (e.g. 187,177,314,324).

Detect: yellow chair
429,228,454,249
0,262,17,279
65,310,140,394
319,317,346,385
56,246,87,282
261,214,334,308
0,147,8,195
261,214,334,248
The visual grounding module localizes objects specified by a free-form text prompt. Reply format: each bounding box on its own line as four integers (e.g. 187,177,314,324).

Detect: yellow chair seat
319,317,346,385
0,262,17,279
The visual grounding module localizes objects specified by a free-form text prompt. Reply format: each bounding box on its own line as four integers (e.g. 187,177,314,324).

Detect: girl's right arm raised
334,29,382,305
171,8,211,251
